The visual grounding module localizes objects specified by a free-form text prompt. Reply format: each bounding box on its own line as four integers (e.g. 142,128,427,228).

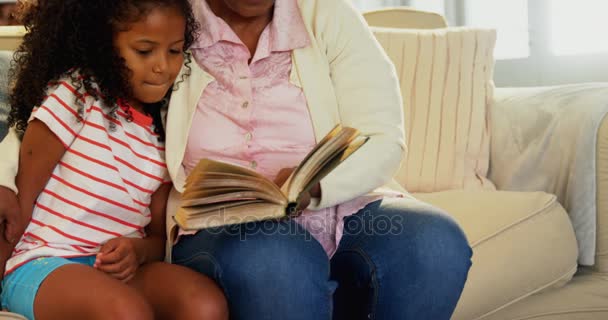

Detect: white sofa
364,7,608,320
2,9,608,319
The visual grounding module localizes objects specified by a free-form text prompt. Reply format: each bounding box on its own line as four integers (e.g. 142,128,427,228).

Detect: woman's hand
0,224,16,279
274,168,321,213
0,186,26,244
95,237,142,282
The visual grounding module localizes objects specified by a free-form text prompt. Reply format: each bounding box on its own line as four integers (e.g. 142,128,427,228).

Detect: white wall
494,0,608,87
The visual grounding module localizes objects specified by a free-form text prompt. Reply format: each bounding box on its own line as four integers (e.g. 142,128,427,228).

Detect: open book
174,124,369,230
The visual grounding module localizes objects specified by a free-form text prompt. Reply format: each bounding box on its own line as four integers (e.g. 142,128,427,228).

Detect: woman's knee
364,202,472,272
193,221,330,296
222,223,329,279
175,220,327,272
401,209,472,273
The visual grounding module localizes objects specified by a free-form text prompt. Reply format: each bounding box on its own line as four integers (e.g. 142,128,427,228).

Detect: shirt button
241,101,249,109
245,132,252,141
250,161,258,169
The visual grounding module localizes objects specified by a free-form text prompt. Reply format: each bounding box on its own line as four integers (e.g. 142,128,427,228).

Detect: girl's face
113,6,186,108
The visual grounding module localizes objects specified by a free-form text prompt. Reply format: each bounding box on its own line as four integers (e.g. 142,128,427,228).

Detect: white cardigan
0,0,422,258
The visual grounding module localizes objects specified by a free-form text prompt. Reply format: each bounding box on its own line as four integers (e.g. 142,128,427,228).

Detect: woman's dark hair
8,0,199,141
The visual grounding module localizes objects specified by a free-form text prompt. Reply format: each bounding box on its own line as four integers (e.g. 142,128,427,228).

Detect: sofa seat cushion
413,190,579,320
0,312,26,320
481,270,608,320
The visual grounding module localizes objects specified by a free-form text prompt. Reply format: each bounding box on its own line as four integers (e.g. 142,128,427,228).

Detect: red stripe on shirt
30,218,99,247
59,81,89,103
36,203,123,238
38,106,75,147
42,190,142,229
60,161,153,206
67,148,119,172
123,178,155,195
116,109,158,136
81,120,166,168
60,161,128,193
50,174,141,214
71,245,90,254
64,150,156,196
69,147,163,187
74,134,112,152
24,232,49,245
107,135,166,167
72,135,164,183
90,107,165,151
49,93,79,117
113,157,164,182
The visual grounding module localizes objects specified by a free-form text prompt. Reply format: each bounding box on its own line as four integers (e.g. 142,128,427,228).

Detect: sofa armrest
595,116,608,273
1,51,11,140
0,51,19,193
489,84,608,268
0,26,25,51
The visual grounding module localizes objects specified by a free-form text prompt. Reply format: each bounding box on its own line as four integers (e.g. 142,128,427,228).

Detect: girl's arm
0,119,67,277
16,119,67,234
95,183,172,281
133,182,172,263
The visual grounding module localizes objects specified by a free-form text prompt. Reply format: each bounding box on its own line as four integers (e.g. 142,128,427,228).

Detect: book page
285,127,362,201
296,136,369,204
184,172,283,199
185,159,270,187
181,190,286,207
176,202,285,230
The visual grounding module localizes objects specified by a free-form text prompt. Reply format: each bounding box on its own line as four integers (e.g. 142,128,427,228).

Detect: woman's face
220,0,275,18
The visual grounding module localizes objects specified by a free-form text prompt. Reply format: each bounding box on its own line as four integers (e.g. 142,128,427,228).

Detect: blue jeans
172,198,472,320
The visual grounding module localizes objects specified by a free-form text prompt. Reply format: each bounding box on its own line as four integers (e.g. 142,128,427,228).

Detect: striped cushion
372,27,497,192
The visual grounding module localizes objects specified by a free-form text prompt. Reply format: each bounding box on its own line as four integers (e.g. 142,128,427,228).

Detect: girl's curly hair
8,0,199,141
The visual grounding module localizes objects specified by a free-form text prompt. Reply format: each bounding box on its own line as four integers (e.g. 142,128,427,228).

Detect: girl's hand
94,237,141,282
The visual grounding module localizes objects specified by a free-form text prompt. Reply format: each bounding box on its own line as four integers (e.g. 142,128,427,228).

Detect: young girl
0,1,228,319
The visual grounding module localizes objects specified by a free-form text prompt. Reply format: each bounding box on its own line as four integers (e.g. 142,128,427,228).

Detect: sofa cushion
480,270,608,320
0,51,10,140
372,27,496,192
0,312,26,320
595,114,608,273
414,190,578,320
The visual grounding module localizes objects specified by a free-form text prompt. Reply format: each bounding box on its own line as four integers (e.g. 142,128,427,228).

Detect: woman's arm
0,128,20,193
0,128,22,242
306,0,405,209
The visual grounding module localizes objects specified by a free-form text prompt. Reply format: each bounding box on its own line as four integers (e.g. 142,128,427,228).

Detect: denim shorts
1,256,96,320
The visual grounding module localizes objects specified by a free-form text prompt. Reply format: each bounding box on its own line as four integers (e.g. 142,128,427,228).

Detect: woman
0,0,472,319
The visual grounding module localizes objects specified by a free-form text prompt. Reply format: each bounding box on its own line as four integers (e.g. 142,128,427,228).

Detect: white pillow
372,27,497,192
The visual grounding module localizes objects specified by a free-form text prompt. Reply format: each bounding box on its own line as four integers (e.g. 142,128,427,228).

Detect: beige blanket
490,84,608,265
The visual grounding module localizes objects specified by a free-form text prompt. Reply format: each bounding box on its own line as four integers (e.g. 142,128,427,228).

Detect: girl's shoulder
45,69,101,105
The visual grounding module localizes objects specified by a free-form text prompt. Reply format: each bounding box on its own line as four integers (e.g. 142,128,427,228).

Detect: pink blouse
183,0,381,256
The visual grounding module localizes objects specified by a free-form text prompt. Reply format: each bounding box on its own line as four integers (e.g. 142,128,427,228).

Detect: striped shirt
5,74,169,275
